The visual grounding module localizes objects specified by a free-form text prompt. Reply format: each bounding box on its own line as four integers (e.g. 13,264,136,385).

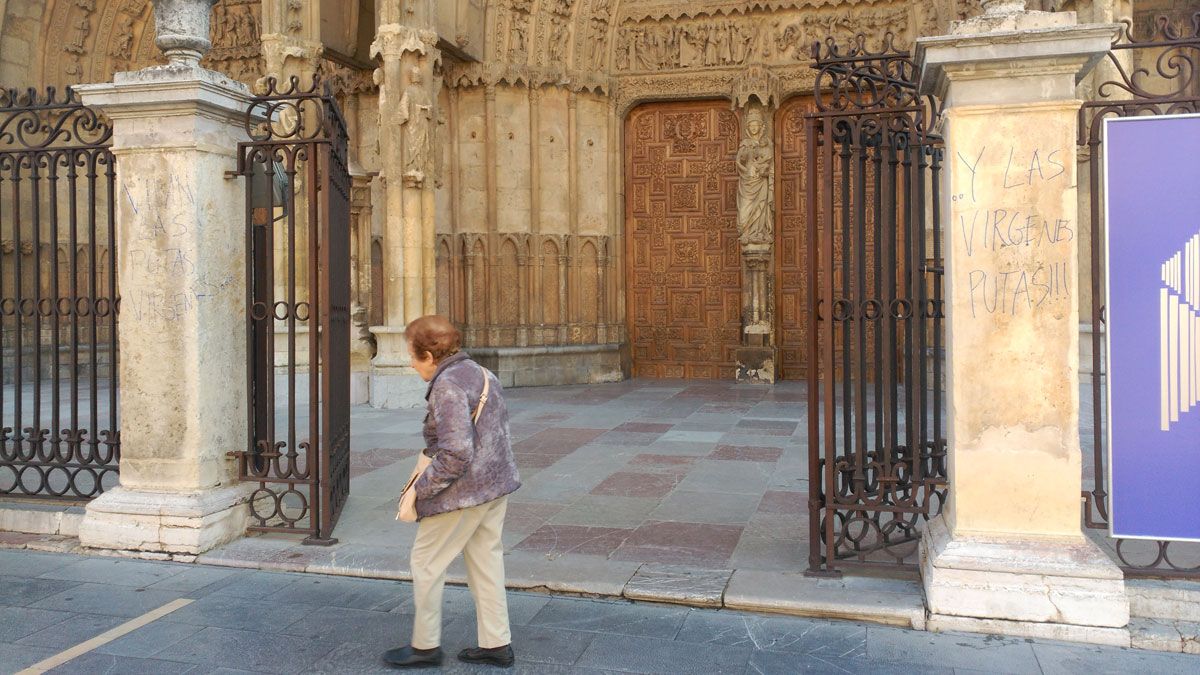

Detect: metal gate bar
0,87,119,500
804,35,947,576
1080,12,1200,579
231,77,351,543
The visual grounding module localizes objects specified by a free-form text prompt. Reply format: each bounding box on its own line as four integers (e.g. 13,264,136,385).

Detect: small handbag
397,366,491,522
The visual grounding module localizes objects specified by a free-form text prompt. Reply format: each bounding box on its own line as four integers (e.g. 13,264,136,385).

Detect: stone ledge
1130,618,1200,654
0,500,86,537
928,614,1131,647
1128,579,1200,622
724,569,927,629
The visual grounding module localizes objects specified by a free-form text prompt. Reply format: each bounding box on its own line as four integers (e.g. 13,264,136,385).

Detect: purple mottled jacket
413,352,521,519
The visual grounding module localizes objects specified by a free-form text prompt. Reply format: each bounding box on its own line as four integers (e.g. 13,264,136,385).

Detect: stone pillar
734,103,777,383
259,1,324,376
915,2,1128,643
368,8,441,409
73,0,254,556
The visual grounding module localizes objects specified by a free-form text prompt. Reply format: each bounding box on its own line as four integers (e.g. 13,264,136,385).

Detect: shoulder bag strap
472,365,491,425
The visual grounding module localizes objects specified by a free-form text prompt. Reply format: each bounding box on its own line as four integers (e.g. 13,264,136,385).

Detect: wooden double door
624,98,816,380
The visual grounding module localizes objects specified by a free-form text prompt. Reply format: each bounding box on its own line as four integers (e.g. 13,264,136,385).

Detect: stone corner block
920,515,1129,629
79,482,256,556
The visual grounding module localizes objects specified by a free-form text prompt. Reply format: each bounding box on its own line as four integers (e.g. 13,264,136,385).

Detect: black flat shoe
457,644,515,668
382,645,444,668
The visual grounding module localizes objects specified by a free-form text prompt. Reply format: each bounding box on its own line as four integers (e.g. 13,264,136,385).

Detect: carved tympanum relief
39,0,264,88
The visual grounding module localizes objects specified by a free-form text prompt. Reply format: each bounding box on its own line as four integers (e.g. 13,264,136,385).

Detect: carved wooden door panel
776,96,876,380
776,97,816,381
625,101,741,379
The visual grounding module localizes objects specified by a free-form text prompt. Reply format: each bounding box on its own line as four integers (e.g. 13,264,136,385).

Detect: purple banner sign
1105,114,1200,542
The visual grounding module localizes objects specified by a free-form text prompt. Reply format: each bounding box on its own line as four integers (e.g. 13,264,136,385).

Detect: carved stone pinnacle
981,0,1028,15
152,0,220,67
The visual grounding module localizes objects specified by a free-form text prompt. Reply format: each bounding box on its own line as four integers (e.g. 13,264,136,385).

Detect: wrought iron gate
1081,12,1200,579
231,77,351,544
804,36,948,576
0,88,119,501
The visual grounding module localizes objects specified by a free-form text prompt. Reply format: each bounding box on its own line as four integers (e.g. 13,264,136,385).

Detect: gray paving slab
527,597,690,640
0,605,75,642
865,625,1042,674
263,573,409,611
1030,641,1200,674
151,626,341,674
0,575,81,606
0,640,60,671
37,557,188,588
93,619,205,658
623,565,732,608
46,652,204,675
30,582,186,618
161,594,323,633
15,612,125,649
674,609,868,657
0,549,80,577
648,490,762,525
143,566,241,594
748,650,956,674
574,632,750,674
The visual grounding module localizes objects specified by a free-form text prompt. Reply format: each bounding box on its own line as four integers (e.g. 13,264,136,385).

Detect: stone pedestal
74,64,256,555
915,6,1128,640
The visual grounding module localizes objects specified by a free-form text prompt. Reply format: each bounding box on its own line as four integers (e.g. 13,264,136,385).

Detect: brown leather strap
472,365,491,424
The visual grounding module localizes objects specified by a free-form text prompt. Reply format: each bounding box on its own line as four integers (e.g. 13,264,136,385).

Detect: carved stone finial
981,0,1028,15
152,0,220,67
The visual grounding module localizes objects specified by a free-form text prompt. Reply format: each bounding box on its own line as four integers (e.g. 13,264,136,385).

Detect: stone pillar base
920,516,1129,638
736,346,777,384
79,483,254,556
369,324,426,409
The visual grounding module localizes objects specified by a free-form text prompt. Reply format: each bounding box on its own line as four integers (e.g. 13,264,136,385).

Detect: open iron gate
0,88,119,501
1081,13,1200,579
803,35,948,576
231,77,352,544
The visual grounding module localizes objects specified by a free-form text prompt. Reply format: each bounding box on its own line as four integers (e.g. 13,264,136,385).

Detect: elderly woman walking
384,315,521,669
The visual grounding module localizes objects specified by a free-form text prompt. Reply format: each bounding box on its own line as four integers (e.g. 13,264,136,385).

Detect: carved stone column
367,7,441,409
734,102,778,383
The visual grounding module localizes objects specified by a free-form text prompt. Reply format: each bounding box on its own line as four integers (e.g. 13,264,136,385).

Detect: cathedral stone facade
0,0,1160,401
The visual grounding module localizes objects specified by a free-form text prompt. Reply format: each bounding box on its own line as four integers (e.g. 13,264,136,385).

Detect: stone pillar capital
371,24,439,61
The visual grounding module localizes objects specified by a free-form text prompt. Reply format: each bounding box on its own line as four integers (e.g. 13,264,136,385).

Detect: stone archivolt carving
735,107,774,246
39,0,264,88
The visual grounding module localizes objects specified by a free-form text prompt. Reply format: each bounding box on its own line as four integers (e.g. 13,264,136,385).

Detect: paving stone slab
574,632,750,674
0,574,82,606
867,625,1041,674
675,609,868,657
503,550,640,597
622,564,732,608
152,625,341,674
30,582,186,619
15,611,125,650
528,597,690,640
45,652,204,675
1032,640,1200,675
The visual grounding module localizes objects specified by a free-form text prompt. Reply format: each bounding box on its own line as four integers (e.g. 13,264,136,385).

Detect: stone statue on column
399,65,433,185
733,104,777,384
735,107,774,247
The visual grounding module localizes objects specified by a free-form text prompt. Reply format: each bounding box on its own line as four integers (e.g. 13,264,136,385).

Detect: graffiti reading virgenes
955,144,1074,318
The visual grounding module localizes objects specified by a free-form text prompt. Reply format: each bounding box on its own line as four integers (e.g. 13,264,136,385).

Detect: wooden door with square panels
625,100,742,379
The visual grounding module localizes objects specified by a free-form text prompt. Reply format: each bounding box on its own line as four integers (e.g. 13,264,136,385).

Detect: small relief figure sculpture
736,108,774,247
110,15,135,61
398,66,433,184
66,16,91,55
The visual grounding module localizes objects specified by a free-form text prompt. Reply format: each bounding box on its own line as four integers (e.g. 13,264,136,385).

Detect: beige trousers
410,496,511,650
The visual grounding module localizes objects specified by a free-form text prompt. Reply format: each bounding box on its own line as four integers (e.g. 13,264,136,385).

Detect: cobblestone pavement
2,549,1197,674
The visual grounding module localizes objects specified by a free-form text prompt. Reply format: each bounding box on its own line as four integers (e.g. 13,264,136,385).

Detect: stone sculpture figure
736,108,774,246
398,66,433,180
